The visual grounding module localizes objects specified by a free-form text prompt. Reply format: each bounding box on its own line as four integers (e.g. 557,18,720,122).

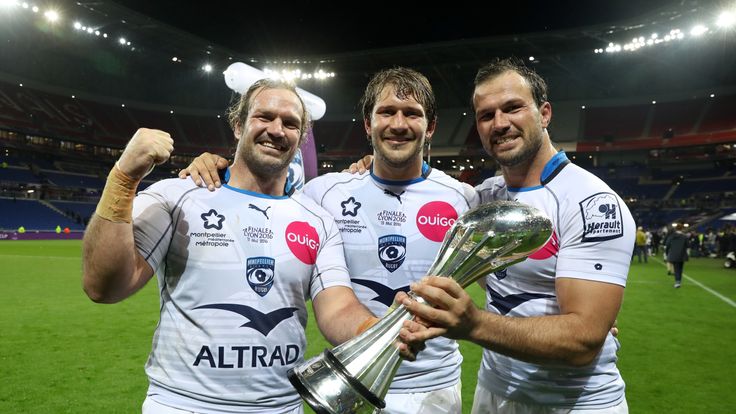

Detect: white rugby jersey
303,164,479,393
131,177,352,413
474,151,635,408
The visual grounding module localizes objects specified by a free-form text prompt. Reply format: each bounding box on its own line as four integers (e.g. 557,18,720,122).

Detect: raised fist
117,128,174,180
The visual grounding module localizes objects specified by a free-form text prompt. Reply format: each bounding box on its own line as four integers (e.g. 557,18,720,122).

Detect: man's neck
372,157,424,181
500,140,558,188
228,162,287,196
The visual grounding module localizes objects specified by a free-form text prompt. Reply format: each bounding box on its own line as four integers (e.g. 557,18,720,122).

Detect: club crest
377,234,406,273
246,257,275,297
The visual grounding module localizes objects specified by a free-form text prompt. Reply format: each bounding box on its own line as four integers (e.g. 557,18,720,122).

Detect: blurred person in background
665,223,689,288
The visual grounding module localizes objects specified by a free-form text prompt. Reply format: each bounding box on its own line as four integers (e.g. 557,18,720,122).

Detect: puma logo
248,204,271,219
383,189,405,204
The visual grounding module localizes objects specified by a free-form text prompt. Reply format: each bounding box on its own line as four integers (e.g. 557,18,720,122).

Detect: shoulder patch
579,192,624,242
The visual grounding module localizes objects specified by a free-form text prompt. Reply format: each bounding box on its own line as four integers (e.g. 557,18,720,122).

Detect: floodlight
716,11,735,28
43,9,59,22
690,25,708,36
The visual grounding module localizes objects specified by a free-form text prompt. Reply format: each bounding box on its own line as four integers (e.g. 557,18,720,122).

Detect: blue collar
370,161,431,186
541,150,569,183
507,151,570,192
222,168,290,199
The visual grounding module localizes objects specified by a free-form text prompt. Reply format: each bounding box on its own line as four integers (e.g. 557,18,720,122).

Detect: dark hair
227,78,310,141
473,57,548,109
360,67,436,124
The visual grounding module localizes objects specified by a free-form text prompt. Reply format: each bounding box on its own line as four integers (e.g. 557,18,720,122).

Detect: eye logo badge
377,234,406,273
246,257,275,297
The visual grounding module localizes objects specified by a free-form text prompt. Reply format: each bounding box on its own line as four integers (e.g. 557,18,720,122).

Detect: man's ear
363,118,372,140
540,102,552,128
425,117,437,140
233,124,242,141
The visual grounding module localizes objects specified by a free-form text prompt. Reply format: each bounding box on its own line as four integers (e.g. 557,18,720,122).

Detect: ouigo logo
285,221,320,265
416,201,457,242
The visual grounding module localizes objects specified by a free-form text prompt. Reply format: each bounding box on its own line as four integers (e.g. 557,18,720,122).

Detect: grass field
1,240,735,413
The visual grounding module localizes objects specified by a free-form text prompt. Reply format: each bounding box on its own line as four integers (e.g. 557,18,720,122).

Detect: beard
237,139,296,179
493,130,544,167
372,135,424,169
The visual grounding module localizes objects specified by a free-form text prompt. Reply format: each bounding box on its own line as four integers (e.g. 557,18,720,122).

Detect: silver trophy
288,201,553,414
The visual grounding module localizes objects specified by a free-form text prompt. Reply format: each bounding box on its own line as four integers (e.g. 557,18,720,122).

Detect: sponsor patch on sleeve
579,192,624,242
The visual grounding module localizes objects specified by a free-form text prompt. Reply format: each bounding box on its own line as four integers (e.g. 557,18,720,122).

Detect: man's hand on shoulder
178,152,229,191
343,155,373,174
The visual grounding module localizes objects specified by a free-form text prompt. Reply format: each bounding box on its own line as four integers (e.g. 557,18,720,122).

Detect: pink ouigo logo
285,221,320,265
416,201,458,242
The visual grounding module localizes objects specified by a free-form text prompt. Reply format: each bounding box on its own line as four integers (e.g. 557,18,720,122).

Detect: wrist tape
95,162,138,223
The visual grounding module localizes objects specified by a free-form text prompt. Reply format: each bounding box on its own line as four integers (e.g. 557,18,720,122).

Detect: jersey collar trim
222,167,291,198
540,150,570,185
507,184,544,192
506,151,569,192
222,184,290,199
370,162,431,186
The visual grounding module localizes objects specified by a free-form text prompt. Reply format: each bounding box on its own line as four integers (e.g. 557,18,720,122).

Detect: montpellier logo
416,201,458,242
579,192,624,242
285,221,320,265
201,209,225,230
341,197,361,217
377,234,406,272
246,257,275,296
193,304,297,336
352,279,410,307
486,285,555,316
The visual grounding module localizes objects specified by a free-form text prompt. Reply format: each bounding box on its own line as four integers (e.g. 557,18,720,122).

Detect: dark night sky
111,0,680,55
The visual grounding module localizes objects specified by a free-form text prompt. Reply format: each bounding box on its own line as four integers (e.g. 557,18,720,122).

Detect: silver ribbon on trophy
288,200,553,413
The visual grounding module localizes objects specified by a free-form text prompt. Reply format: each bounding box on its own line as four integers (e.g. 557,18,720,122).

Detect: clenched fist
117,128,174,180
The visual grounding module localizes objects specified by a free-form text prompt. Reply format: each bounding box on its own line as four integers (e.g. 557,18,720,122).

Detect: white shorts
378,381,462,414
470,383,628,414
142,396,303,414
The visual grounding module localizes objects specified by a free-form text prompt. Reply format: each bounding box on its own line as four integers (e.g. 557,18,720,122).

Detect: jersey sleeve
132,181,175,273
462,182,481,209
555,191,635,287
301,176,324,205
308,208,353,300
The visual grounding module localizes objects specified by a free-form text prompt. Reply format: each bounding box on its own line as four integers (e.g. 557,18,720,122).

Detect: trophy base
288,349,385,414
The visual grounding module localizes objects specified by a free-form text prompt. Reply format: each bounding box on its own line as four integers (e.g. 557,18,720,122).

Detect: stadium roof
1,0,733,115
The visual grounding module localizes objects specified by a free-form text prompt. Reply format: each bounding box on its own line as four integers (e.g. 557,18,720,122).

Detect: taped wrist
95,162,138,223
356,316,379,336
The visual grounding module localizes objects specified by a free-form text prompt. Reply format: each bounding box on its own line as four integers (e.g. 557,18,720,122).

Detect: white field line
651,257,736,308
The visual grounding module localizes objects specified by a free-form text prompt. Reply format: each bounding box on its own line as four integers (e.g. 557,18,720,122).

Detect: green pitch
1,240,734,413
